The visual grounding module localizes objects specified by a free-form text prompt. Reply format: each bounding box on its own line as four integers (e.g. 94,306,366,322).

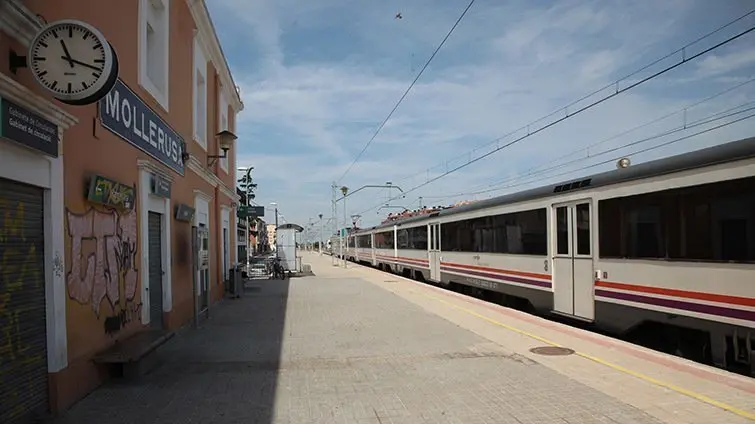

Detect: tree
237,174,257,200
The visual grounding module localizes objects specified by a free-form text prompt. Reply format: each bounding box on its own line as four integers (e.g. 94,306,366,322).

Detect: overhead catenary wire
441,103,755,199
360,109,755,217
482,110,755,197
390,9,755,186
336,0,476,184
389,102,755,206
429,75,755,199
355,9,755,216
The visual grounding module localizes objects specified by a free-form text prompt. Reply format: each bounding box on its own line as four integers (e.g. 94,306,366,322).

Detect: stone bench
93,329,174,379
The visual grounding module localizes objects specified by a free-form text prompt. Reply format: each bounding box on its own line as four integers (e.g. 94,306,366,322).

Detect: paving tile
55,262,662,424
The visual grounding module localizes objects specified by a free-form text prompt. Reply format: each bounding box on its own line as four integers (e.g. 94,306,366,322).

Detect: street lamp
208,130,238,167
237,166,254,263
270,202,279,259
318,213,323,256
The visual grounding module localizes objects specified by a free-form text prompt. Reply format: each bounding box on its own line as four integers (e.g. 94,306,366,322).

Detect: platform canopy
278,223,304,232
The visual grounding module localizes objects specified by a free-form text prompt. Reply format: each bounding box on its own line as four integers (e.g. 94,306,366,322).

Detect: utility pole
331,182,337,266
340,185,348,268
318,213,323,256
307,217,313,251
274,206,279,259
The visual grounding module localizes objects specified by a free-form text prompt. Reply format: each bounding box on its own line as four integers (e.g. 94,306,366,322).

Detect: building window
139,0,169,111
598,176,755,262
218,91,229,172
193,35,208,149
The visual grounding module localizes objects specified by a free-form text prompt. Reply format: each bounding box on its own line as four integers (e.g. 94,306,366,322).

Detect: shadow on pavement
54,276,290,424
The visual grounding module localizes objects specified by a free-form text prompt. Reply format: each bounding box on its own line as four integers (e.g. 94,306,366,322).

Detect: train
336,136,755,376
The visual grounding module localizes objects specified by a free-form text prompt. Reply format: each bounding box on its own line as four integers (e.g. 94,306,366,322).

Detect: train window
439,208,548,255
380,230,394,249
556,207,569,255
356,234,372,248
374,230,392,249
385,230,394,249
397,229,409,249
408,226,428,250
576,203,591,255
599,176,755,262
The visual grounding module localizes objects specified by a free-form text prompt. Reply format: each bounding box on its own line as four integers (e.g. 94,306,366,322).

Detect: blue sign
99,79,185,175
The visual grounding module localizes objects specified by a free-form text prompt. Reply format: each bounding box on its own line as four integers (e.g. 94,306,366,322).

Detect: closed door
552,202,594,320
0,178,49,424
428,222,441,281
198,227,210,310
223,228,228,282
148,212,164,329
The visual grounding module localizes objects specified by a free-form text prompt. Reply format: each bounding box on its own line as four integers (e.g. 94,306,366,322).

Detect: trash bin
229,265,242,298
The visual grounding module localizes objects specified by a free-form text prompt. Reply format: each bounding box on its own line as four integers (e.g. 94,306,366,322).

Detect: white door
223,228,229,281
371,233,377,265
428,222,441,281
552,201,595,320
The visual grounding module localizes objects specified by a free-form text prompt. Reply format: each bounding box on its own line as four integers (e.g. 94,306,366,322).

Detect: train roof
357,135,755,234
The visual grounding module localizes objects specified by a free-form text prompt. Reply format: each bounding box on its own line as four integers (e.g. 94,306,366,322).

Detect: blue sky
209,0,755,232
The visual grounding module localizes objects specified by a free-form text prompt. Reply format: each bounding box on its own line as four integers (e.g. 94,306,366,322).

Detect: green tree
238,174,257,200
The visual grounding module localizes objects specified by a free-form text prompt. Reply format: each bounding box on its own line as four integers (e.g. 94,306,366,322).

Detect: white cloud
211,0,755,229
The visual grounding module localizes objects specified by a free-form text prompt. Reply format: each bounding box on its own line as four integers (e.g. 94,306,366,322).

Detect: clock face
28,20,118,105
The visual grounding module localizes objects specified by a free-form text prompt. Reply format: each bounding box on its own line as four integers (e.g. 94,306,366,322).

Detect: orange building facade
0,0,243,421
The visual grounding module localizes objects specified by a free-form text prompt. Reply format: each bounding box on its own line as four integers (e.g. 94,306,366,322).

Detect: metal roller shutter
148,212,163,329
0,177,48,424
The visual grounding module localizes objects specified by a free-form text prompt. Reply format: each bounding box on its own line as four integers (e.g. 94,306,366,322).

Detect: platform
54,252,755,424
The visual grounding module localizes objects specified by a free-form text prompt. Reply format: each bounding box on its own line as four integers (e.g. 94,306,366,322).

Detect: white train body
348,136,755,374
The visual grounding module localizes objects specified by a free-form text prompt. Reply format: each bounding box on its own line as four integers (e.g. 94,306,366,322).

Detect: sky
208,0,755,235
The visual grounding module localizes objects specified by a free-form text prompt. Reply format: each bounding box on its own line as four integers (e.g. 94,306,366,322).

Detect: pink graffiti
66,208,138,316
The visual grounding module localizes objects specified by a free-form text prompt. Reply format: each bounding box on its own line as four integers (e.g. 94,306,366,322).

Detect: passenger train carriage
343,136,755,376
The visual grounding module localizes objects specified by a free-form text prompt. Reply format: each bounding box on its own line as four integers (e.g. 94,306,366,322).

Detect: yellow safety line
418,291,755,421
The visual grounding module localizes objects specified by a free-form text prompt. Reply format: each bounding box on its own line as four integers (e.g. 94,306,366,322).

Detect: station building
0,0,244,421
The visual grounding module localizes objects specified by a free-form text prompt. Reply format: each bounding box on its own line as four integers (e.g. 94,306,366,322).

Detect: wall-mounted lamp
208,130,238,167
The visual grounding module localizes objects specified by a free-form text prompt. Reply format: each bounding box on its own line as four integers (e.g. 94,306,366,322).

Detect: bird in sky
395,12,402,19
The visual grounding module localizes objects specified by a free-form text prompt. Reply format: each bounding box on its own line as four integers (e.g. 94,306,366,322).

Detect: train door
371,233,377,266
428,222,441,281
552,201,595,320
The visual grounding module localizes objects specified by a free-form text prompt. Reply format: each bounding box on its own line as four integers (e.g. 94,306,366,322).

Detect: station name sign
100,79,186,175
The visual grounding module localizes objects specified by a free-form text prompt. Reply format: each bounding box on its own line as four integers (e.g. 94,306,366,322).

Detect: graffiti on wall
66,206,141,335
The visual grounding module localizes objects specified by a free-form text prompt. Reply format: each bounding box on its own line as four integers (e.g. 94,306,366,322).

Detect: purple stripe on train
440,265,551,289
378,256,429,268
595,289,755,322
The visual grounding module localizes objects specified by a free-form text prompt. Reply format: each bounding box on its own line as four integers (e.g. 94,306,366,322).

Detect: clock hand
60,40,74,68
60,57,102,72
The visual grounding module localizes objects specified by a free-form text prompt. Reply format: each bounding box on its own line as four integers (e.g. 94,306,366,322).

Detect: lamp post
237,166,254,264
270,202,279,259
340,186,348,267
318,213,323,255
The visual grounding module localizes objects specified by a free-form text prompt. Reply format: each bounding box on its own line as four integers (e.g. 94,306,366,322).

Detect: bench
93,329,174,379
